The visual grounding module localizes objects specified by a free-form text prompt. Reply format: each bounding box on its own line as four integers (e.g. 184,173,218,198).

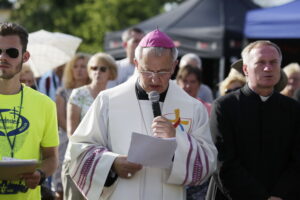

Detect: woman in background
66,52,117,136
53,53,90,200
176,65,211,115
219,68,246,96
281,62,300,98
20,63,37,89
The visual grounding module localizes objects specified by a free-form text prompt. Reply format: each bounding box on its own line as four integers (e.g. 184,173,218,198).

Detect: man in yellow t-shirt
0,22,59,200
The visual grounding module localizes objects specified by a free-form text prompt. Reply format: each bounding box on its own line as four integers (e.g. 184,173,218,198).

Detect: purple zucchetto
138,29,175,48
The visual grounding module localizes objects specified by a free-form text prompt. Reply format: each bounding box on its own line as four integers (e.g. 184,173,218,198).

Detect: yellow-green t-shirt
0,85,59,200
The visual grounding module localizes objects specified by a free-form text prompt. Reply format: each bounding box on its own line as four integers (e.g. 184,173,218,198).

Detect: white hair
179,53,202,69
135,46,178,62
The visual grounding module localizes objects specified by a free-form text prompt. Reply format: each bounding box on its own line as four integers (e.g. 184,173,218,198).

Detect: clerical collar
260,95,270,102
135,80,167,102
242,84,273,101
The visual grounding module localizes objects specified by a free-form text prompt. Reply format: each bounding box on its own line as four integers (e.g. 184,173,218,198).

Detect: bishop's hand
152,116,175,138
112,155,142,179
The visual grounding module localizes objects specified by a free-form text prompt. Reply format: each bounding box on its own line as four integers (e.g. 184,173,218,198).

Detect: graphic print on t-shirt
0,106,30,194
0,107,30,157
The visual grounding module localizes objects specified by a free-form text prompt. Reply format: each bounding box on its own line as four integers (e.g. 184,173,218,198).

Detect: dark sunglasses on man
90,66,107,72
0,48,19,58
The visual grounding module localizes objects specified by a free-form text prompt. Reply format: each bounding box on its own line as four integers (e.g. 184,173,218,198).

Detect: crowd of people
0,21,300,200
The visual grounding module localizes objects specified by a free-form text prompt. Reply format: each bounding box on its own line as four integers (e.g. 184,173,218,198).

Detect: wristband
36,169,46,185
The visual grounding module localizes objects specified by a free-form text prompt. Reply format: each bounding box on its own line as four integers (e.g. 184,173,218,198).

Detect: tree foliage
10,0,183,53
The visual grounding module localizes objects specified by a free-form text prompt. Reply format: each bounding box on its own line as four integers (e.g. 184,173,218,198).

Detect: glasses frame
139,69,172,79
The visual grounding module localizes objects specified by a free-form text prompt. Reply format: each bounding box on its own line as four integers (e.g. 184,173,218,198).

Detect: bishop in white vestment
64,29,217,200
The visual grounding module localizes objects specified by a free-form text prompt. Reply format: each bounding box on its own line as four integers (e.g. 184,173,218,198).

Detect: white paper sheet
127,132,177,168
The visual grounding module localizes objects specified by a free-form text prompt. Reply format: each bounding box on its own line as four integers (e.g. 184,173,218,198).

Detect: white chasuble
66,78,217,200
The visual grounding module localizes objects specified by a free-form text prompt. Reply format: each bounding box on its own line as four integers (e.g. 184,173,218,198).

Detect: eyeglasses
0,48,19,58
90,66,107,72
139,70,172,78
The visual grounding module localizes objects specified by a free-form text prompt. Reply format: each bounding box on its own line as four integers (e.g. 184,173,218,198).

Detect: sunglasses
90,66,107,72
0,48,19,58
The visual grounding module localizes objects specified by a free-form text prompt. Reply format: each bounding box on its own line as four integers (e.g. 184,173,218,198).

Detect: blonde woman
20,63,37,89
62,52,117,200
56,53,90,133
66,52,117,137
53,53,90,200
219,68,246,96
281,62,300,98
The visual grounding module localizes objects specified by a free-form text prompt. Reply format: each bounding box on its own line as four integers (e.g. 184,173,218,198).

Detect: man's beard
0,60,23,80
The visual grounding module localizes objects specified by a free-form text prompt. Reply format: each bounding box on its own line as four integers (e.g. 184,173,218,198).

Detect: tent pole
219,56,225,82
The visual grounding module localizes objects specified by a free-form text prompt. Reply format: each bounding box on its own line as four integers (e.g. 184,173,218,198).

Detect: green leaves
10,0,183,54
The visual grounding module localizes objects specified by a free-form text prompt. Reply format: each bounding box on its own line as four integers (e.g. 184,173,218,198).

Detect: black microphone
148,91,161,117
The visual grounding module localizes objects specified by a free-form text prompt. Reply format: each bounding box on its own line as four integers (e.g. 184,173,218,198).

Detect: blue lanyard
0,85,24,158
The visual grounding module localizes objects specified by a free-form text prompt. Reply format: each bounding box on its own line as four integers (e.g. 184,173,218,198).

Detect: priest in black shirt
210,40,300,200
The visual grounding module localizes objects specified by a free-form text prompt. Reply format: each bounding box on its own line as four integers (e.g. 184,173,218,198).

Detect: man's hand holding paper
113,155,142,179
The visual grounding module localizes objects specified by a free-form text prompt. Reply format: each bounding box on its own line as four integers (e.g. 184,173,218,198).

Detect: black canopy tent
104,0,258,89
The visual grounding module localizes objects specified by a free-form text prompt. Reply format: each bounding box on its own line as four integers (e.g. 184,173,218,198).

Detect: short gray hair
121,27,144,42
179,53,202,69
135,46,178,62
241,40,282,65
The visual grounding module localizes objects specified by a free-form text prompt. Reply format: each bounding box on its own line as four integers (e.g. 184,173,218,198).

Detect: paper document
127,132,177,168
0,159,40,180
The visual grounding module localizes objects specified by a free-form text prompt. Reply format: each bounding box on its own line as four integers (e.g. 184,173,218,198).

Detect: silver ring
127,173,132,178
